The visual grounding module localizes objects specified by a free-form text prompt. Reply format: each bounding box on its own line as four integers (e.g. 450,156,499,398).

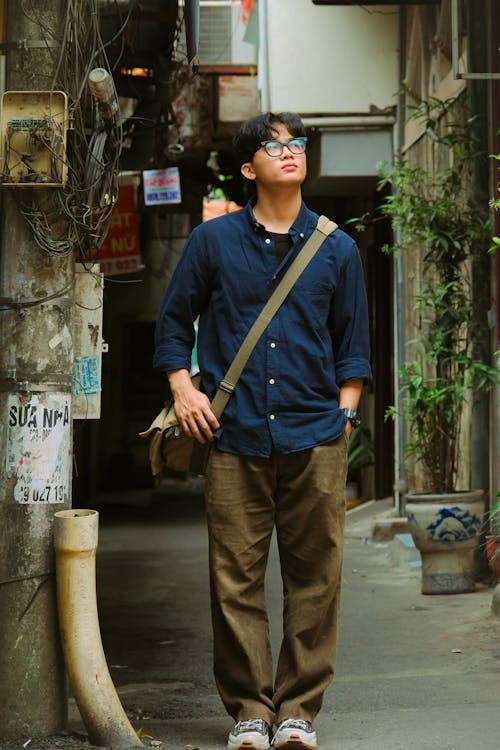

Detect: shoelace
272,718,313,742
235,719,268,735
279,719,312,730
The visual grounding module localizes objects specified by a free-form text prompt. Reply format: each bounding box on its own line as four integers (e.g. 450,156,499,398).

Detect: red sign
97,185,141,275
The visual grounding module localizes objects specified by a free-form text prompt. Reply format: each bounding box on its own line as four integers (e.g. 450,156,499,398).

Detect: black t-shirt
271,232,292,262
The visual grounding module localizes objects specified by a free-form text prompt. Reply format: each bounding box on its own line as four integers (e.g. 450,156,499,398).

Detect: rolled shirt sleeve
153,226,210,373
330,239,372,386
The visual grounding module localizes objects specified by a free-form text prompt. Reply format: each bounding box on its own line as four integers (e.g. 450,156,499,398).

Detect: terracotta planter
485,535,500,580
345,481,361,510
405,490,484,595
490,512,500,542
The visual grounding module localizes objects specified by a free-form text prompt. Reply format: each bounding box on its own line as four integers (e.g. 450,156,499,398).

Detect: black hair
232,111,306,169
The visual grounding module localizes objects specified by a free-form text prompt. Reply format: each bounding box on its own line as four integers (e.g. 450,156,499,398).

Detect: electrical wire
336,1,398,14
5,0,128,263
0,283,72,312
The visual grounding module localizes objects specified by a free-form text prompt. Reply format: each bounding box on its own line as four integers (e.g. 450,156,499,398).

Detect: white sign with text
6,393,71,504
143,167,182,205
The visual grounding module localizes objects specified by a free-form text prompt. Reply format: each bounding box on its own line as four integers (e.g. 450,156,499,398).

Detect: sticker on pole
6,393,71,504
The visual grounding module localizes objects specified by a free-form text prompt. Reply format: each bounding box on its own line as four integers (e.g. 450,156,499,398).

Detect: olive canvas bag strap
209,214,337,419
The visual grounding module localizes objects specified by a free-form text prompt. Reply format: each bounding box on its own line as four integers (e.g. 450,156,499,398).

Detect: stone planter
405,490,484,595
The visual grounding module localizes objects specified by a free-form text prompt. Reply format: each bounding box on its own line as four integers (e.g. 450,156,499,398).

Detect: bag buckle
218,379,235,394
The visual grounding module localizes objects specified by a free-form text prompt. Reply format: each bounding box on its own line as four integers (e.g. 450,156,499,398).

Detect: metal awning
303,128,393,198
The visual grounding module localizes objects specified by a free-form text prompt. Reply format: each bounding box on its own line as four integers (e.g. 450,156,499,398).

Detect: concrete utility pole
0,0,72,737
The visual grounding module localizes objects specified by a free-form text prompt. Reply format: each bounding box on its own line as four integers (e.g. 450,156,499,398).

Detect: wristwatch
342,408,361,429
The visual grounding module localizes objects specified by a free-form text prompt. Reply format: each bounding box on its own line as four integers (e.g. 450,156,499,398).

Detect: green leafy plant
347,427,374,485
353,97,499,493
489,496,500,541
489,131,500,252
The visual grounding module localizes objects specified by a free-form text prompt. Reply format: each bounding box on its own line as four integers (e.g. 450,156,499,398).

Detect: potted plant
485,535,500,581
353,96,499,593
489,498,500,542
485,498,500,581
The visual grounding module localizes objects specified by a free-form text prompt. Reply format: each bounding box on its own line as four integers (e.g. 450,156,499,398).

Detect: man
154,112,372,750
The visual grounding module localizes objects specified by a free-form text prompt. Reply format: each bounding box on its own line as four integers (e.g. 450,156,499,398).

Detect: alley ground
4,480,500,750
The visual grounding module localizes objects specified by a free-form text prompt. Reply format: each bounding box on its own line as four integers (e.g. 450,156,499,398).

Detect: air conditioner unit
199,1,257,66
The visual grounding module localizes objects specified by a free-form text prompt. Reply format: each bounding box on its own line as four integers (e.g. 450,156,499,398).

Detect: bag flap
138,401,177,438
139,373,202,439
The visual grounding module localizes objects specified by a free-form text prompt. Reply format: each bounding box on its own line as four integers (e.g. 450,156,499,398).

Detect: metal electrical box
0,90,69,186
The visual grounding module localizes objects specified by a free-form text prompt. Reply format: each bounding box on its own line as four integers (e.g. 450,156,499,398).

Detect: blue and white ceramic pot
405,490,484,595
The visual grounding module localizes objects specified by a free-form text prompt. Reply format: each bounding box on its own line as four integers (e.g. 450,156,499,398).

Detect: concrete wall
264,0,399,115
402,97,471,492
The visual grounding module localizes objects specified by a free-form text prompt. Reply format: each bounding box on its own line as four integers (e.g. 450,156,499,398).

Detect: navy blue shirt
153,200,372,457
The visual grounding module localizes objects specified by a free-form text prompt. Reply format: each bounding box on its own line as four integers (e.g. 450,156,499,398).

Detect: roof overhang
303,127,393,198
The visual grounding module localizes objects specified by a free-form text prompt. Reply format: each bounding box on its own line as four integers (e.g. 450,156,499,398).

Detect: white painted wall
264,0,399,115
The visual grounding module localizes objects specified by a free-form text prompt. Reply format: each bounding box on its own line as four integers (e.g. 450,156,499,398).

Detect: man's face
242,123,307,188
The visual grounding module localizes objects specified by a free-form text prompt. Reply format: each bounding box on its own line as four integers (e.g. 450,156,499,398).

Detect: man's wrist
167,368,192,397
341,407,361,429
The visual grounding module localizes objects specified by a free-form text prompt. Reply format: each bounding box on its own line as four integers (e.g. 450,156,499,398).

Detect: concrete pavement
68,482,500,750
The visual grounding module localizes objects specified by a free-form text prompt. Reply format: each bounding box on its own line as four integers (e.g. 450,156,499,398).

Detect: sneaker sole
273,741,316,750
228,740,270,750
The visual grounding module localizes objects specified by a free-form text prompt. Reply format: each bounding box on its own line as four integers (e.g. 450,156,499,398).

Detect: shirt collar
244,198,317,238
245,199,266,234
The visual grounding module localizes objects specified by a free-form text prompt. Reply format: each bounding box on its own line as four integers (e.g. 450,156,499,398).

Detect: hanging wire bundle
9,0,129,260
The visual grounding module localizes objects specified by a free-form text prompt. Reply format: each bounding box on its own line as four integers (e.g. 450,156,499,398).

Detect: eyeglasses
260,137,308,157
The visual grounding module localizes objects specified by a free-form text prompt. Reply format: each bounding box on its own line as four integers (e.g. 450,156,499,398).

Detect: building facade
86,1,499,518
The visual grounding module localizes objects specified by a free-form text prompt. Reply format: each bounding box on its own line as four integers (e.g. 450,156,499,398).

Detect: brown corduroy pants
204,437,348,725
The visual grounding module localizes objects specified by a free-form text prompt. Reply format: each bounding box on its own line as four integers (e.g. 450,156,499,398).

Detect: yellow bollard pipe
53,509,142,748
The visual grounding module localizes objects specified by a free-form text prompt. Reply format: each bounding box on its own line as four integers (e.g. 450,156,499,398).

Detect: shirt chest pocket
291,254,335,296
294,277,333,295
287,279,334,329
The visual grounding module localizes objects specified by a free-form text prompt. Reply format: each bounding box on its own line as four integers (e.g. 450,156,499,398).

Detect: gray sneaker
228,718,271,750
271,718,317,749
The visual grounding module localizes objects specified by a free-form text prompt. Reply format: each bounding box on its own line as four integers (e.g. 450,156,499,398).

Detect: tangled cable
8,0,128,259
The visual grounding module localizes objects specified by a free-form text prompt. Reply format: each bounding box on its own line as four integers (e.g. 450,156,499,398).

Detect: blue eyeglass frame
259,137,308,157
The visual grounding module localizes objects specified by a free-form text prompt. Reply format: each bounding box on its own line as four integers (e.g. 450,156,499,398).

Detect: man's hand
167,369,220,444
339,378,363,441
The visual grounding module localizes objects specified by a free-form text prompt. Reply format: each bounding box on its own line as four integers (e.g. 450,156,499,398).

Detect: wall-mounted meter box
0,90,69,187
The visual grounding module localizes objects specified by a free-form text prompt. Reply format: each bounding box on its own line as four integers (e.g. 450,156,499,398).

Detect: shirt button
265,238,271,245
270,414,275,420
270,342,276,348
300,232,304,238
269,378,275,384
